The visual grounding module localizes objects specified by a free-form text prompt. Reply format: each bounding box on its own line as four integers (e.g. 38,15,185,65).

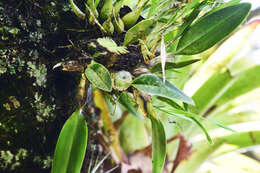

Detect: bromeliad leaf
132,74,194,105
85,61,112,92
123,19,155,46
147,103,166,173
150,59,200,73
176,3,251,55
97,37,129,54
51,109,88,173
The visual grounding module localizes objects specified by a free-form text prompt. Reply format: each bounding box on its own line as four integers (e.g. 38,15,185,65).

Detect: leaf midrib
178,5,245,52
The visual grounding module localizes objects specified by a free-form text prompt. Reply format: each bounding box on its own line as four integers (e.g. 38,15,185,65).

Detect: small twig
171,134,192,173
113,111,129,129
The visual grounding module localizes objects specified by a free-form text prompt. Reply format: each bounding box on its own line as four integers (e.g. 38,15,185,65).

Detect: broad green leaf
118,92,144,121
147,103,166,173
155,106,212,143
51,109,88,173
176,3,251,55
132,74,194,105
97,37,129,54
166,1,203,52
202,0,241,18
123,19,155,46
69,0,86,19
85,61,112,92
150,59,200,73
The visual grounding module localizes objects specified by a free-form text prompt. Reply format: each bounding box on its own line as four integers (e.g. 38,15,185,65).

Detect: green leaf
155,106,212,143
97,37,129,54
132,74,194,105
147,103,166,173
156,96,184,110
192,66,260,115
123,19,155,46
51,109,88,173
150,59,200,73
176,3,251,55
166,1,203,52
118,92,144,121
147,0,160,18
85,61,112,92
175,130,260,173
202,0,241,18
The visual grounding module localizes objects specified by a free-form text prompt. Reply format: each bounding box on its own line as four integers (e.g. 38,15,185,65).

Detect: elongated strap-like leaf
51,109,88,173
155,106,213,143
132,74,194,105
176,3,251,55
175,130,260,173
192,66,260,115
85,61,112,92
147,102,166,173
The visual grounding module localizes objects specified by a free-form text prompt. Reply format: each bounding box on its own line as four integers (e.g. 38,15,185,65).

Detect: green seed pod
113,17,125,34
112,71,133,91
102,17,114,35
100,0,113,21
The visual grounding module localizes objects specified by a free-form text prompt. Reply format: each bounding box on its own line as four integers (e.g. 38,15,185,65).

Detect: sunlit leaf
176,3,251,55
85,61,112,92
192,66,260,115
147,0,161,18
97,37,129,54
175,130,260,173
132,74,194,105
51,109,88,173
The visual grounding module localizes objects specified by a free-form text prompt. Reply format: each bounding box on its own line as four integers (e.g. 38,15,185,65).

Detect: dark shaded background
0,0,91,172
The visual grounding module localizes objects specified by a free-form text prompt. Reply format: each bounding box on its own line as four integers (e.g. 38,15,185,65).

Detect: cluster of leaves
51,0,253,173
